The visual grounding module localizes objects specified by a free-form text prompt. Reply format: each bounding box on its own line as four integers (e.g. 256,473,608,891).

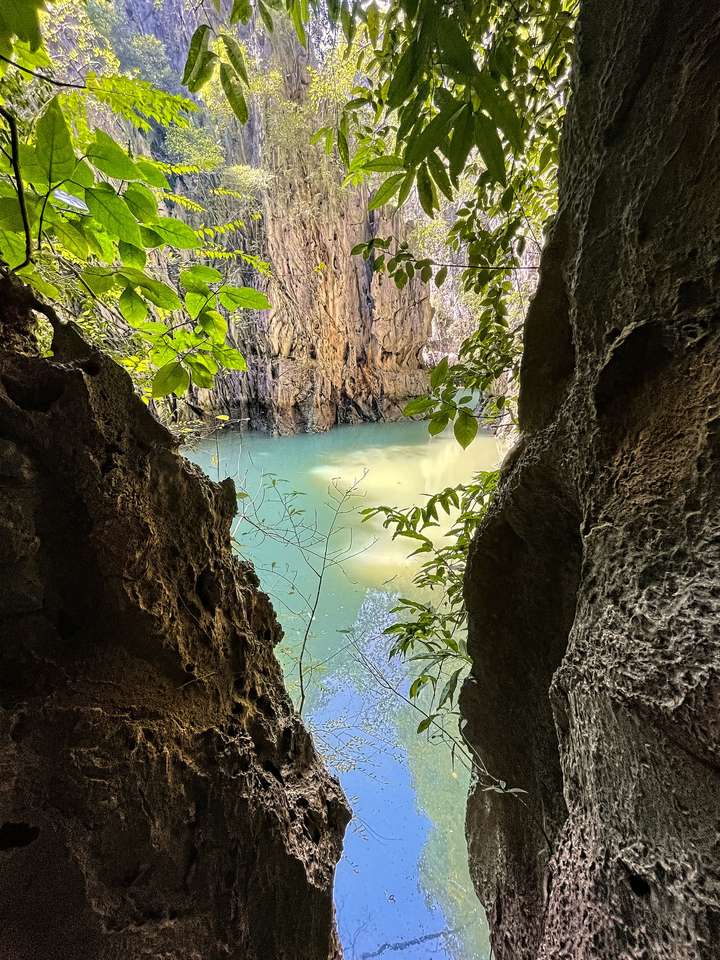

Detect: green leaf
430,356,449,389
85,185,142,245
362,155,406,172
52,219,88,259
180,265,222,291
140,226,164,248
337,127,350,167
182,24,211,86
368,173,405,210
396,168,416,208
257,0,274,33
230,0,252,22
403,396,434,416
123,183,157,223
387,43,422,109
405,103,462,167
154,217,199,249
416,164,438,216
118,240,146,268
185,290,210,319
453,408,478,448
119,286,148,325
435,266,448,287
476,75,523,152
119,267,181,310
438,668,461,708
86,129,139,181
186,355,215,388
35,97,77,184
428,412,449,435
213,344,247,370
290,0,307,46
187,51,218,93
474,114,506,185
219,285,271,310
152,361,189,398
0,196,31,231
70,159,95,189
426,151,453,201
220,63,249,123
134,159,169,190
221,34,249,85
448,104,475,183
81,267,117,294
436,20,477,76
198,309,226,341
0,0,45,50
416,715,435,734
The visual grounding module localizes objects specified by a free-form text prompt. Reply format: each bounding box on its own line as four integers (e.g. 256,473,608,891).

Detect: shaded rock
0,279,350,959
461,1,720,957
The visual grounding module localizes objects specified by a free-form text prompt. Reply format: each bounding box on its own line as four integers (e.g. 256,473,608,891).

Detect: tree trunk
0,280,349,959
461,1,720,957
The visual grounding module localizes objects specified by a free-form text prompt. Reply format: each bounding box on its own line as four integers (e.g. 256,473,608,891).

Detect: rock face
120,0,432,434
461,2,720,958
197,31,432,434
0,279,350,959
242,192,432,435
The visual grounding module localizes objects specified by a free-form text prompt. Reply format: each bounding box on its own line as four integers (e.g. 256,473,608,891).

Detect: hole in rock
0,822,39,850
629,873,651,897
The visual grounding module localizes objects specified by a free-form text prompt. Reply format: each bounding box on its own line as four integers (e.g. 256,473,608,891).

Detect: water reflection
186,421,498,960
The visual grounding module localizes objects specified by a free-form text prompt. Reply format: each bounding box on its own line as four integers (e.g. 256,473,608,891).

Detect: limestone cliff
195,30,432,434
460,1,720,957
116,0,431,433
0,278,350,959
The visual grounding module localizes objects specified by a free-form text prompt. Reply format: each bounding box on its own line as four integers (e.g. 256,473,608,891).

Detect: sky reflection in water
187,420,499,960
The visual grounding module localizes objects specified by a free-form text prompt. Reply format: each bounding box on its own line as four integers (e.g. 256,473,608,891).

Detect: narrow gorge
0,0,718,959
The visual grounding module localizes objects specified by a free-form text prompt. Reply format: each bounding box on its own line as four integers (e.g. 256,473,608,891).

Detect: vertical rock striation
0,279,350,959
114,0,431,433
461,1,720,957
199,28,432,434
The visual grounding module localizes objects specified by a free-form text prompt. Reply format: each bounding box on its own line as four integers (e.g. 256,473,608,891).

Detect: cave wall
0,279,349,959
460,1,720,957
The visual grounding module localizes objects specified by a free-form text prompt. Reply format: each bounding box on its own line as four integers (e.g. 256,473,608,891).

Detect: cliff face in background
461,1,720,957
121,0,431,434
226,183,432,434
200,34,431,434
0,278,349,959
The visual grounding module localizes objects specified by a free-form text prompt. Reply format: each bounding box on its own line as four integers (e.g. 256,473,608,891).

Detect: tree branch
0,105,33,272
0,53,85,89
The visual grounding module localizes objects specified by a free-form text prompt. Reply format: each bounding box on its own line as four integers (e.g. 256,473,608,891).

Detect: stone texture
0,278,349,959
461,1,720,957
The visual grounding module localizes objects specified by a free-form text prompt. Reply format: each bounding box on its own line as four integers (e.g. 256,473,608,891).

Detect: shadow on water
186,420,499,960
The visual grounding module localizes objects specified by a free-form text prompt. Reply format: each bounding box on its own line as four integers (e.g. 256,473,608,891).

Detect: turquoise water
187,420,499,960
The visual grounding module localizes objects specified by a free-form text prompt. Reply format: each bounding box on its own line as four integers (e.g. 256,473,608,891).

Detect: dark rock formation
461,1,720,957
0,279,350,959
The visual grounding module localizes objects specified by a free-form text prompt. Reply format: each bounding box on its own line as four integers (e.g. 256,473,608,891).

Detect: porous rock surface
461,1,720,957
0,280,349,959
